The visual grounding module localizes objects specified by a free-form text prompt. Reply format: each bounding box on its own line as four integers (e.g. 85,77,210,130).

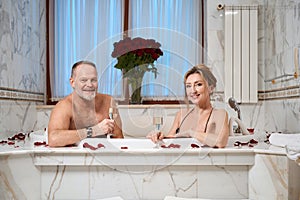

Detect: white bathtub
1,130,299,200
78,137,203,151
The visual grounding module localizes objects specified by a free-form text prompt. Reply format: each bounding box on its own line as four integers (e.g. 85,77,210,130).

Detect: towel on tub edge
269,133,300,148
269,133,300,162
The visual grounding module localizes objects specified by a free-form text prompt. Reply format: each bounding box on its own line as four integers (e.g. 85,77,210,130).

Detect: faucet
229,117,250,136
228,97,241,119
228,97,249,135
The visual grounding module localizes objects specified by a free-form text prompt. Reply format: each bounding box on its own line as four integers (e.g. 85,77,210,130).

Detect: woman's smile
190,93,200,99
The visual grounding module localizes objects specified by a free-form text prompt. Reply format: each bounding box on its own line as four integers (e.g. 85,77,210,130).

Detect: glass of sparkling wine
153,107,163,132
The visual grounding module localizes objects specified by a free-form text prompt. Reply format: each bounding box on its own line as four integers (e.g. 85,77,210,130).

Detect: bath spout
228,97,242,133
228,97,241,119
229,117,250,136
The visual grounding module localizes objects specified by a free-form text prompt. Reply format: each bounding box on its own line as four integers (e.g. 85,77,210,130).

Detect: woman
147,64,229,148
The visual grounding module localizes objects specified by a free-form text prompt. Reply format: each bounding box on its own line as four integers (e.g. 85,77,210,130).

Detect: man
48,61,123,147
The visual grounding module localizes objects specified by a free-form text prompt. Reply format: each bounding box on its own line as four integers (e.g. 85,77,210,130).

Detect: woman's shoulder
212,108,228,118
213,107,227,113
177,107,194,115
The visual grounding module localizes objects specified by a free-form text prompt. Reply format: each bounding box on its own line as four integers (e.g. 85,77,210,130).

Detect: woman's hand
146,131,164,143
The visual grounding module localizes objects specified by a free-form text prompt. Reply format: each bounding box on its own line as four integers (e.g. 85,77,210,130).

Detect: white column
224,9,233,102
241,9,250,102
249,8,258,103
233,9,241,102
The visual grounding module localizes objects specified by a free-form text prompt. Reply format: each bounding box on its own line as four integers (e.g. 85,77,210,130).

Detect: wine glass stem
155,124,161,132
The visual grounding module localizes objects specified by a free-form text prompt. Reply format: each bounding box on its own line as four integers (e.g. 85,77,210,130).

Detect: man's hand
94,119,115,136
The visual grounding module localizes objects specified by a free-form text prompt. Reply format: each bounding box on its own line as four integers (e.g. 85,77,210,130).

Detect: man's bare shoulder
95,93,112,103
53,95,72,112
48,95,73,127
96,93,112,99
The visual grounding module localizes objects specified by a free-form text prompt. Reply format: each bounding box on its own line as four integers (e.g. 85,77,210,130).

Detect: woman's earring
208,86,212,93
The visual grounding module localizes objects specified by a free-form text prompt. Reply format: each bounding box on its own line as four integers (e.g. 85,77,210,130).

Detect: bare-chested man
48,60,123,147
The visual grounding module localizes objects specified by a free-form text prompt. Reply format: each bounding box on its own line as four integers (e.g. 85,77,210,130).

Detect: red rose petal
191,143,200,148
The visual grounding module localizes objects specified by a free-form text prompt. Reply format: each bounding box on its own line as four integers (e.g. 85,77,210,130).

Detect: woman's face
185,73,210,105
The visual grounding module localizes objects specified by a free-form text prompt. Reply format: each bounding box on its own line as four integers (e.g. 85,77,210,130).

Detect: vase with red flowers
111,37,163,104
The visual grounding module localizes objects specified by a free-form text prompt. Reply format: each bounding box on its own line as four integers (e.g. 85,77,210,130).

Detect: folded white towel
269,133,300,147
285,145,300,163
269,133,300,163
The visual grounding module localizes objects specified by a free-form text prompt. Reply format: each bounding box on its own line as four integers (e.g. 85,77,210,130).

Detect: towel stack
269,133,300,164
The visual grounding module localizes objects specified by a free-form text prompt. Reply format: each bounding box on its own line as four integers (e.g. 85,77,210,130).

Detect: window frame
45,0,205,105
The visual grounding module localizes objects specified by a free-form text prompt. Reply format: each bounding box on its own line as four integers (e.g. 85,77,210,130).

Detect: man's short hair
71,60,96,78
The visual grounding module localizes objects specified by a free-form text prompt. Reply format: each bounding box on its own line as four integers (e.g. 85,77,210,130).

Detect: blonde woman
147,64,229,148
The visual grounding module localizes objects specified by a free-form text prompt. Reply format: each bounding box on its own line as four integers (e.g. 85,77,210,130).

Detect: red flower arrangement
111,37,163,77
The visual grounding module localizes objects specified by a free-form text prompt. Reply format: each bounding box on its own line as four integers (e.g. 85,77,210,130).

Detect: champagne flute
153,107,163,132
107,99,117,139
109,107,113,120
152,106,164,148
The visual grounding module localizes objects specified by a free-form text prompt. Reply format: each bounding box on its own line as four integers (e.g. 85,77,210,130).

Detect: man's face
70,64,98,101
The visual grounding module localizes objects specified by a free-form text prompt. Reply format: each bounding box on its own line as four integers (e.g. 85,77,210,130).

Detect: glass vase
126,67,146,104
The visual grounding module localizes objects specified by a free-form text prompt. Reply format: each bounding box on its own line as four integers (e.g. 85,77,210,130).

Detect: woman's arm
166,111,182,137
177,109,229,148
195,109,229,148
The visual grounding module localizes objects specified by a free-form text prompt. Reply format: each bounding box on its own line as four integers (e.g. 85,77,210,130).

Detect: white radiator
224,6,258,103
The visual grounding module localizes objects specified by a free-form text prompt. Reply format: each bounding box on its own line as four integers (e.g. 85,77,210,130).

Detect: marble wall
263,0,300,133
0,0,46,135
207,0,300,133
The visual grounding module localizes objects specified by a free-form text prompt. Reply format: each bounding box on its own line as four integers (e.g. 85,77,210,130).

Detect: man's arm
111,107,123,138
109,97,123,138
47,101,87,147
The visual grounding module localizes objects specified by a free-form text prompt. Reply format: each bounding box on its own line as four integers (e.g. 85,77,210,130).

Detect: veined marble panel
0,0,46,93
0,154,41,200
264,0,300,87
39,165,249,200
249,154,288,199
264,99,300,133
0,0,46,136
0,100,37,136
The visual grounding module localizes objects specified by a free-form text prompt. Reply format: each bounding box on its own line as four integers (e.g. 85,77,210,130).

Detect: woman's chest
179,110,212,133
